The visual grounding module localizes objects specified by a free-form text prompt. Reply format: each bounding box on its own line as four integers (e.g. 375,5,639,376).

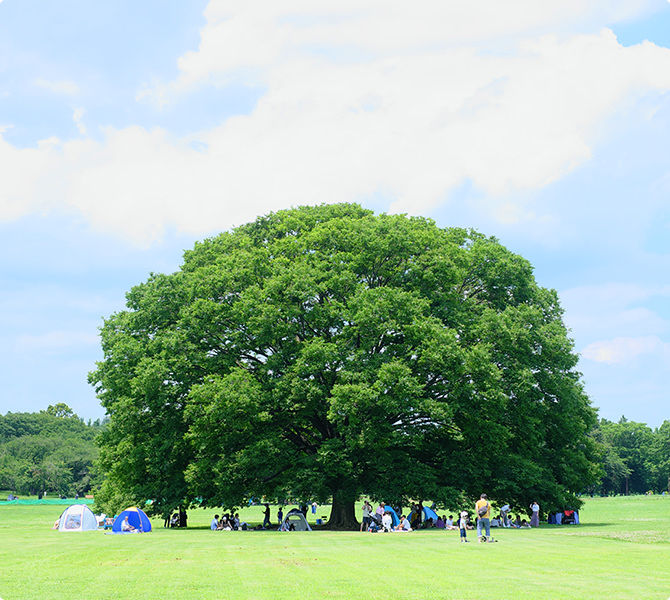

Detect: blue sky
1,0,669,427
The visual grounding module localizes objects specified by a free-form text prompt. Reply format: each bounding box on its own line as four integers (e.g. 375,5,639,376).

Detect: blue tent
111,506,152,533
423,506,439,523
383,505,400,527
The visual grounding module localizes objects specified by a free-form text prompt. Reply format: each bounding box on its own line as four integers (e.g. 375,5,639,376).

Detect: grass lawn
1,495,669,599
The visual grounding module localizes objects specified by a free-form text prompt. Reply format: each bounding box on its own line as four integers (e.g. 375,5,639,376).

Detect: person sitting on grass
395,514,412,531
211,515,220,530
500,504,511,527
121,516,136,532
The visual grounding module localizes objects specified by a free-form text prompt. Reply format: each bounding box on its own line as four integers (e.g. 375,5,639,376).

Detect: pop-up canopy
58,504,99,532
111,506,152,533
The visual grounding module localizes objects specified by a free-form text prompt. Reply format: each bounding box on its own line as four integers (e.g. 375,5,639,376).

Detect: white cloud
34,78,79,96
0,133,61,221
2,3,670,243
73,108,86,135
163,0,657,96
561,283,670,340
582,335,670,364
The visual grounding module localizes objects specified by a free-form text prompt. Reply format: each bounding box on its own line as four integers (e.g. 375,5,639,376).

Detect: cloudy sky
1,0,669,426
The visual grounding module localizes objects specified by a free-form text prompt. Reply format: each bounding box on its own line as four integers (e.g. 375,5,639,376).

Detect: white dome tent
279,509,312,532
57,504,99,532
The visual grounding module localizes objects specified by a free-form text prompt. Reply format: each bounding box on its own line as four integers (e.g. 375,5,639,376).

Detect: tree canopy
91,204,600,525
0,405,103,496
588,417,670,496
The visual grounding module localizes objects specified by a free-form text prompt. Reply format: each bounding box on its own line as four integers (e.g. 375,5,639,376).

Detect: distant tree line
589,417,670,496
0,403,105,497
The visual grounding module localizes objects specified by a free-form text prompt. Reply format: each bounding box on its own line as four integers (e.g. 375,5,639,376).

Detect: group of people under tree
210,512,244,531
360,495,543,540
209,502,318,532
163,507,188,529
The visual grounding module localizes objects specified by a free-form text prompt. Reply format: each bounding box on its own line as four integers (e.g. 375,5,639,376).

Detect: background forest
591,417,670,496
0,403,104,497
0,404,668,502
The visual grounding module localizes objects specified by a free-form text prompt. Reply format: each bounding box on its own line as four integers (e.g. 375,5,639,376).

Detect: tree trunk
326,492,358,530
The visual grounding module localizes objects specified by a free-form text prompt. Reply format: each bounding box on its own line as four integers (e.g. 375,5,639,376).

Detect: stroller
368,512,383,532
562,509,577,524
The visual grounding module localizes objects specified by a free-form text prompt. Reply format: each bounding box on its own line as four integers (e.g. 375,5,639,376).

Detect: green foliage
0,407,103,496
91,204,600,525
589,417,670,495
649,420,670,492
44,403,75,419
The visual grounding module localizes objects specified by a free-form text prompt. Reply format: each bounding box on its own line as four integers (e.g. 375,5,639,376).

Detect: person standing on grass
475,493,491,542
263,504,271,528
375,502,385,525
277,507,284,526
360,500,372,532
530,501,540,527
382,510,393,532
459,511,469,542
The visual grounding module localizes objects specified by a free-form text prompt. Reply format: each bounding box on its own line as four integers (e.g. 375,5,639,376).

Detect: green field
1,495,669,600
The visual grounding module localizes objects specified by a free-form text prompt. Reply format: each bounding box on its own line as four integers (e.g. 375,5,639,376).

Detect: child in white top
459,511,469,543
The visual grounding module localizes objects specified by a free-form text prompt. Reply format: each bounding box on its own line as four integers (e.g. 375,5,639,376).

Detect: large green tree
91,204,600,526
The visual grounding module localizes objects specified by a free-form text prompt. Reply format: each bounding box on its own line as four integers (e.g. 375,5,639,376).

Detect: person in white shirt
395,515,412,531
459,511,469,542
360,500,372,532
530,502,540,527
